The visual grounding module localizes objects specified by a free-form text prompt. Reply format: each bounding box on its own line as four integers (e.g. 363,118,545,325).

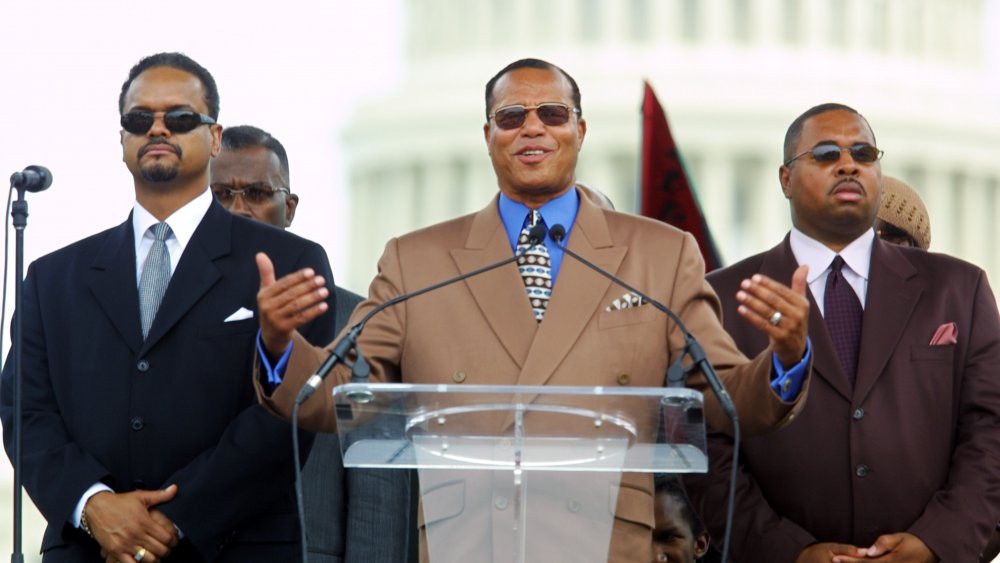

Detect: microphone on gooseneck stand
547,223,740,563
289,222,547,563
547,224,736,418
293,222,549,406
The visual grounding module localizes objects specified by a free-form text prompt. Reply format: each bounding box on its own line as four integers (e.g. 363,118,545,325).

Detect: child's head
652,475,711,563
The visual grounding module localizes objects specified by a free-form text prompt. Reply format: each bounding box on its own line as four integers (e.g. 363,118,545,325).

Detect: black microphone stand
9,184,32,563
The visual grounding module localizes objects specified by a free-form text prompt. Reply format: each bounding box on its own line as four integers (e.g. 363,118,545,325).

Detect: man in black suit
211,125,415,563
0,52,336,562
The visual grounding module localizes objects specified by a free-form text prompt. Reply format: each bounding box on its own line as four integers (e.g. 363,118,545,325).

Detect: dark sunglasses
785,143,883,166
489,103,580,130
211,184,289,206
121,110,216,135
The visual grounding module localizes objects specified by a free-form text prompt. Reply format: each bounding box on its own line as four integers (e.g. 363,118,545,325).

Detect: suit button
452,371,466,383
130,417,144,431
567,500,581,513
136,360,150,372
855,464,870,477
617,373,631,386
494,496,508,510
853,408,865,420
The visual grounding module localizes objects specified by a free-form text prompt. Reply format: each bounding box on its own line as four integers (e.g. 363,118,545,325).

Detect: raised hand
256,252,329,359
736,265,810,368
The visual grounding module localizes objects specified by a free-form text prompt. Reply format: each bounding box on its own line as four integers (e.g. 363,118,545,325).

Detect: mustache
830,178,865,193
138,138,182,158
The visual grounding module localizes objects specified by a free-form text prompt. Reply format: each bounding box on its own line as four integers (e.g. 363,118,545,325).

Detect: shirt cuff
257,329,293,390
73,483,113,527
770,337,812,401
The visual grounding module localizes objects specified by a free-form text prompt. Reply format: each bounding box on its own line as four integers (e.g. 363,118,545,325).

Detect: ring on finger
134,547,147,562
769,311,783,326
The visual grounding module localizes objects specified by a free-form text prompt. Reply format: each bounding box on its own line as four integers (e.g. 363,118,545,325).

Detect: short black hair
783,102,876,163
484,58,582,119
220,125,290,186
119,52,221,120
654,474,706,536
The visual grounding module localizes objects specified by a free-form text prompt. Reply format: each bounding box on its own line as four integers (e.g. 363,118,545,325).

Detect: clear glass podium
332,383,707,563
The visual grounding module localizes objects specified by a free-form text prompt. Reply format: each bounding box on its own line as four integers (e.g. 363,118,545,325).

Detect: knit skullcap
878,175,931,250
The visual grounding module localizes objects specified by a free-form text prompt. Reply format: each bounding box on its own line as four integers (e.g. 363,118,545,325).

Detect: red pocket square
929,322,958,345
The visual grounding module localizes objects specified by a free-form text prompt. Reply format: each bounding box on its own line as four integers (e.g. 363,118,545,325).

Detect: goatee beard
141,162,179,183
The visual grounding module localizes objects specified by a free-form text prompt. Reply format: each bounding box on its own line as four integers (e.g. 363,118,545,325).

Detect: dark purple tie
824,256,863,386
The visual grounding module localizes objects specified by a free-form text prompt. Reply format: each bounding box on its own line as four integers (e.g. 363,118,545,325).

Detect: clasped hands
85,485,179,563
795,533,937,563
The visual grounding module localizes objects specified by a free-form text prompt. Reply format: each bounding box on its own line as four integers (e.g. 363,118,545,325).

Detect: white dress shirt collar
132,188,213,282
789,227,874,313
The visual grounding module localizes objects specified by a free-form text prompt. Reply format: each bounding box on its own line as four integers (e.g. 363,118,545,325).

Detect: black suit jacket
686,235,1000,562
1,200,336,562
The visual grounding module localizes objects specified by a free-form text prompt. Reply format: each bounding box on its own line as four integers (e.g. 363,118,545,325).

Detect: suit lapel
762,238,853,400
517,192,622,386
140,203,229,354
854,239,920,402
450,197,538,369
89,217,143,355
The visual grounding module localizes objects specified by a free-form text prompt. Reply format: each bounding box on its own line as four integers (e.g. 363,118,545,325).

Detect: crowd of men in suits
1,51,997,563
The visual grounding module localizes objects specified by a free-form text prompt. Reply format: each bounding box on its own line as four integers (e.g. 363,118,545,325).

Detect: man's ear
209,124,223,157
779,165,792,199
694,532,710,560
284,193,299,228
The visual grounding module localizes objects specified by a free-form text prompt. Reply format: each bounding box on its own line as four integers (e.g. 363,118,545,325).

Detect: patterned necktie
824,255,863,386
139,222,172,339
516,210,552,322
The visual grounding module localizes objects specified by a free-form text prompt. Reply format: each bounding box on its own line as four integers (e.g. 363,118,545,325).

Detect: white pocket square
224,307,254,322
604,292,647,312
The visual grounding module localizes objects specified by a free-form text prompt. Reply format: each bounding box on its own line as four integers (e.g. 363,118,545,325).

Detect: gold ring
134,547,147,562
769,311,783,326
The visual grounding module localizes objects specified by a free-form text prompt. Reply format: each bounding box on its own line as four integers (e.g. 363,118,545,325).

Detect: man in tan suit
252,59,814,562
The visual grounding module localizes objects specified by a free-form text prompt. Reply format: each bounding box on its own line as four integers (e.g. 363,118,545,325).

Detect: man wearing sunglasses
686,103,1000,563
251,58,815,563
0,53,338,562
210,124,415,563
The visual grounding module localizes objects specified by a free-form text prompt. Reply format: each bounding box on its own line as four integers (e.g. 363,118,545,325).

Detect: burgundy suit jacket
687,235,1000,563
257,189,811,563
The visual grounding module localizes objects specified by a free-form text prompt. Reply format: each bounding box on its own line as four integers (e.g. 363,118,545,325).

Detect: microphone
548,224,736,420
294,222,548,405
549,222,741,563
10,165,52,193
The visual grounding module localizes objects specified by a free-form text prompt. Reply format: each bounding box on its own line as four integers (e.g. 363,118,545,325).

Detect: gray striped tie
139,222,172,338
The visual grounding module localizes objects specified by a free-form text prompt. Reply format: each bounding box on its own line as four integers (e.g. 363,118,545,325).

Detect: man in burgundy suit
686,103,1000,563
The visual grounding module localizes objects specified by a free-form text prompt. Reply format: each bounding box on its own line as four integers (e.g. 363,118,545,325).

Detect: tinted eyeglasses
489,103,580,130
121,110,216,135
784,143,883,166
211,184,289,206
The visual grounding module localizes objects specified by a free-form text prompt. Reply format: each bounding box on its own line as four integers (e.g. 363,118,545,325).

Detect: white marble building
342,0,1000,295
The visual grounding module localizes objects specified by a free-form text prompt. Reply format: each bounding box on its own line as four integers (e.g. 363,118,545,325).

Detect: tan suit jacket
258,188,810,562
